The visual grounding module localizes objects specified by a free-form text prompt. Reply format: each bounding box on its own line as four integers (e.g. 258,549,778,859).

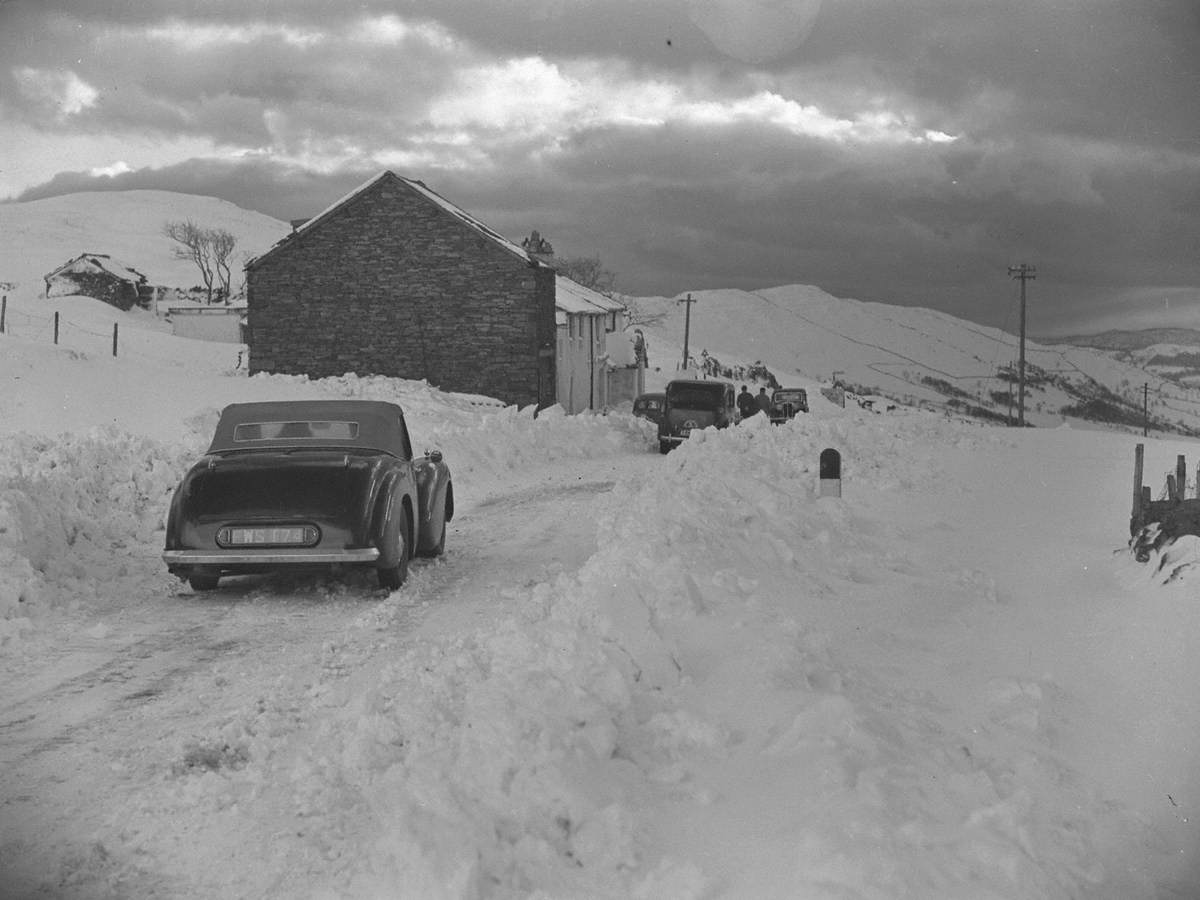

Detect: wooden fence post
112,322,118,357
53,311,59,344
0,295,6,334
1178,455,1188,502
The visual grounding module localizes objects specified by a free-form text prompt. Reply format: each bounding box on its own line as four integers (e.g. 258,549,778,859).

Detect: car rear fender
163,457,213,551
372,467,418,551
413,454,453,554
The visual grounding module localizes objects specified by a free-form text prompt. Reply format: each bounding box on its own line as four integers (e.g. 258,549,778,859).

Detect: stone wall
246,176,556,409
48,273,143,311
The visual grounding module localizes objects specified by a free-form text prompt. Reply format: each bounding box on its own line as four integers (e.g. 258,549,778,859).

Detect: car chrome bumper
163,548,381,566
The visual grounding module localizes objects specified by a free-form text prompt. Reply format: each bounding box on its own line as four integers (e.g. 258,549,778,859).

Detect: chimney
521,230,554,262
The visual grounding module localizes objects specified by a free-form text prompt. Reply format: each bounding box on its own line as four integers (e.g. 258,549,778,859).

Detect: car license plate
227,526,307,546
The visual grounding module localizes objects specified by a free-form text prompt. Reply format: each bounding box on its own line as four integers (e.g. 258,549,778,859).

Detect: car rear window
232,421,360,442
667,384,724,408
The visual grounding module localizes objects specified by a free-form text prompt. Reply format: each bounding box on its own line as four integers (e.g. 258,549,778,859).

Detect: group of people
736,384,772,419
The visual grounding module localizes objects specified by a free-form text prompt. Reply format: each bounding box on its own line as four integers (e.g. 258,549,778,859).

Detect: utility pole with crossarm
678,292,696,371
1008,263,1036,426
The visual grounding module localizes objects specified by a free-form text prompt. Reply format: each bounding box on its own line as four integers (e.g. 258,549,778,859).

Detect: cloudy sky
2,0,1198,336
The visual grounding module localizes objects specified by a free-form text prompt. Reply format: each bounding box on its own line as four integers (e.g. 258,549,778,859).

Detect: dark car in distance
658,379,738,453
769,388,809,424
632,392,666,427
162,399,453,591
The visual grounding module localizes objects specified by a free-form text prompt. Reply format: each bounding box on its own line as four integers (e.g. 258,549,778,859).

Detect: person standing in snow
737,384,756,420
754,386,772,416
632,329,648,367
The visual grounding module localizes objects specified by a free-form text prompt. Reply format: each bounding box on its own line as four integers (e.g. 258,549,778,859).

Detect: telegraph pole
1143,383,1149,437
1007,264,1036,426
678,292,696,370
1007,361,1015,425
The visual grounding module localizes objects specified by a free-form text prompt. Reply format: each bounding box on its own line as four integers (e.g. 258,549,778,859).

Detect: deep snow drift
1,289,1198,898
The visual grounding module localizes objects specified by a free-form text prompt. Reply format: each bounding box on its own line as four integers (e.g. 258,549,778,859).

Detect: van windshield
666,383,724,409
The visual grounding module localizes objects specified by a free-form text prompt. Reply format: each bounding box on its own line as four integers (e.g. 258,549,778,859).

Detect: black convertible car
162,399,453,591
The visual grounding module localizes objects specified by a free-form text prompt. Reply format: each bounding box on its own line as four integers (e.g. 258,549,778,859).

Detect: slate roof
44,253,147,284
555,274,625,317
248,170,626,321
248,171,545,271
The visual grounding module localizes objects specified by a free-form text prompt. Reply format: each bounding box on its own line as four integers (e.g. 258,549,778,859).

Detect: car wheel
189,574,220,591
376,502,410,590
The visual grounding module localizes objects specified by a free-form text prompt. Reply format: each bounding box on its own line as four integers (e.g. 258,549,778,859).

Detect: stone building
246,171,628,412
245,171,558,408
554,273,626,413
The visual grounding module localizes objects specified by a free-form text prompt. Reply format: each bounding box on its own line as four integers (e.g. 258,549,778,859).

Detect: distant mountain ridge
1040,328,1200,352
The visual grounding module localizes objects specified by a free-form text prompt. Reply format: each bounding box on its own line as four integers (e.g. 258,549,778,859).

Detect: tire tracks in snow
0,620,244,768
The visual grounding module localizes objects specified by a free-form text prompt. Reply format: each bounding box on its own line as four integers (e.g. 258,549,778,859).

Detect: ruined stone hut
43,253,154,311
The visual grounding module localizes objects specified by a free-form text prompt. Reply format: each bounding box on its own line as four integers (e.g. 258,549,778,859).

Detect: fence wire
0,300,246,370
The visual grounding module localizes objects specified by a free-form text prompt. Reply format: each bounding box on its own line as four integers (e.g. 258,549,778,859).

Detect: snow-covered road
0,450,648,898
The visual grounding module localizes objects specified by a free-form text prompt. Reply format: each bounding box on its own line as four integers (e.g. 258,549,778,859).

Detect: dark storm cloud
12,157,373,223
3,0,1200,335
1,1,462,151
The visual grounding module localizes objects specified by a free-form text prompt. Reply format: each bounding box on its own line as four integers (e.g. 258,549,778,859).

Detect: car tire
417,499,448,558
189,574,220,591
376,500,410,590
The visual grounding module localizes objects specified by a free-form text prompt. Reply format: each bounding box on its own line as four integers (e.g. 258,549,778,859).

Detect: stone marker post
820,448,842,498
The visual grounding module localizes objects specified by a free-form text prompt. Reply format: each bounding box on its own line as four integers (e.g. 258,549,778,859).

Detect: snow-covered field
1,281,1198,899
630,286,1200,434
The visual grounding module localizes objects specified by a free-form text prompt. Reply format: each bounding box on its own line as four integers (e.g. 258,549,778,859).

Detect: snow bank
0,376,653,644
255,410,1134,897
1,357,1184,896
0,428,199,641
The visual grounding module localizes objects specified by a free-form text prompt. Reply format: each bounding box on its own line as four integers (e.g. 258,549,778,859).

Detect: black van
658,379,738,453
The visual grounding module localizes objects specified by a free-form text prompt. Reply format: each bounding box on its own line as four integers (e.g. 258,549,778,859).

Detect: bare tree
619,295,667,329
554,255,616,295
163,220,238,304
163,220,215,302
209,228,237,303
555,253,666,329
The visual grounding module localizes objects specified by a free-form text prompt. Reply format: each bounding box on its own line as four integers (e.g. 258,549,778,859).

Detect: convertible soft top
207,400,413,459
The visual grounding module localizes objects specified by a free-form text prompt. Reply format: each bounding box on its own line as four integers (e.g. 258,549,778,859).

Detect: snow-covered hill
631,287,1200,434
2,188,1199,435
1042,330,1200,391
0,190,290,292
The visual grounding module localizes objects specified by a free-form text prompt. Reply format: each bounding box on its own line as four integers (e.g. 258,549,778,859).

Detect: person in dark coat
737,385,756,420
754,386,772,416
